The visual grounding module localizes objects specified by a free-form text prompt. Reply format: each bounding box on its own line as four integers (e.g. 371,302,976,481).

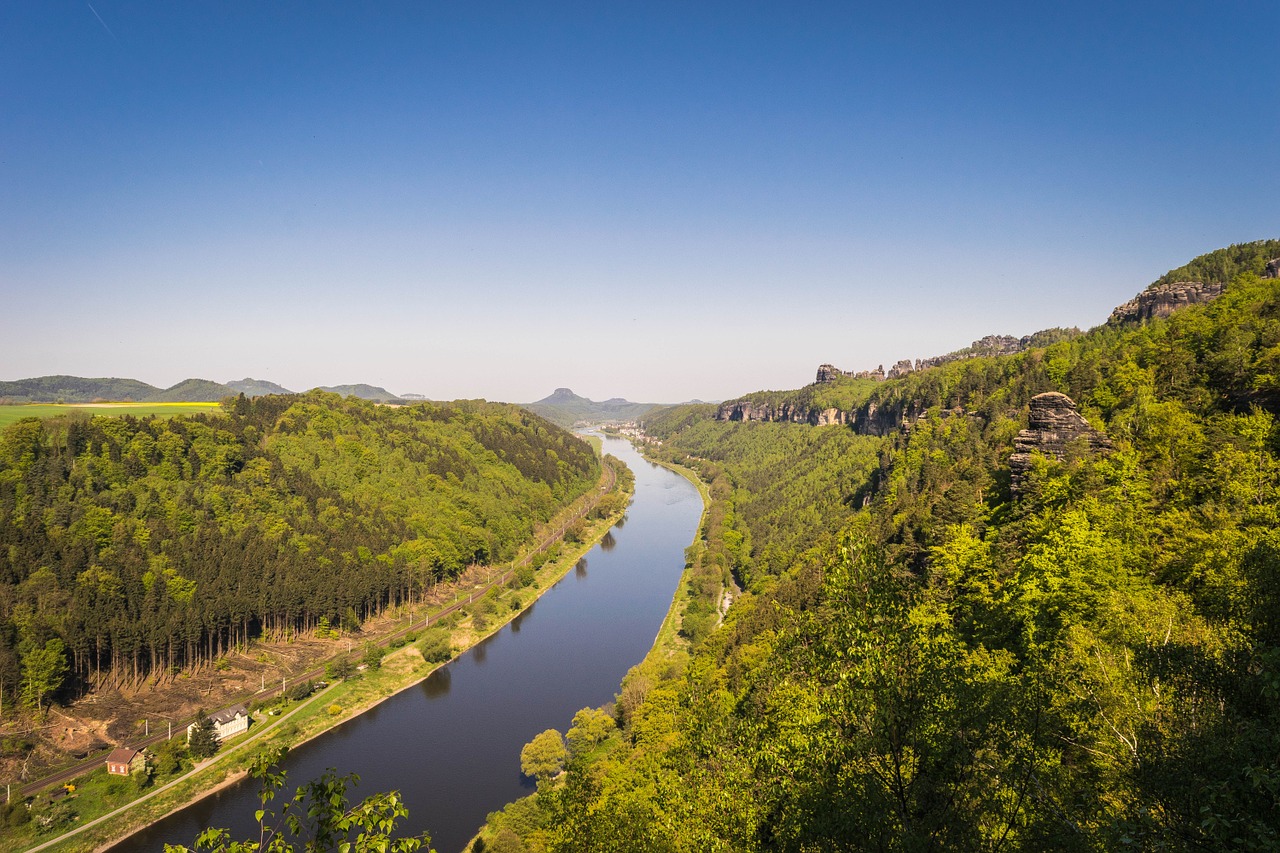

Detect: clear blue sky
3,2,1277,403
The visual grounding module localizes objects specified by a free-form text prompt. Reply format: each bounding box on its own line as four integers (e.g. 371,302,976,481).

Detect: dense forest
476,242,1280,851
0,392,599,709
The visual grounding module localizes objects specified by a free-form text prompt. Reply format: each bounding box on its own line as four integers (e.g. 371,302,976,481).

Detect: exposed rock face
717,400,851,426
1009,392,1113,494
1109,281,1223,325
816,363,885,382
816,364,846,383
886,359,916,379
1265,258,1280,279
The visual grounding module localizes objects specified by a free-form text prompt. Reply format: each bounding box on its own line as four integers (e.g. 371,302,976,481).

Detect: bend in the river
112,435,703,853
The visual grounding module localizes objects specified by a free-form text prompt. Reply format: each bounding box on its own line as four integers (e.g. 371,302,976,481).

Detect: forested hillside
477,246,1280,851
0,392,598,710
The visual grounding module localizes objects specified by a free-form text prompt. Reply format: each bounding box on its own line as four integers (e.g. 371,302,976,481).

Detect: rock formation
886,359,916,379
816,364,885,383
815,364,847,383
1265,258,1280,279
1009,392,1113,494
716,399,851,426
1109,281,1223,325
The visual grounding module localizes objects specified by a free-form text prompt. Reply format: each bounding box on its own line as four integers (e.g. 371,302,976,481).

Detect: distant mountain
0,375,240,403
314,384,404,403
0,375,402,404
226,378,296,397
150,378,237,402
0,375,161,403
525,388,658,427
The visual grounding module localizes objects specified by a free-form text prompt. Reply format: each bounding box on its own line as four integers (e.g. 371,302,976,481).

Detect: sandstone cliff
1109,280,1224,325
717,399,851,426
1009,392,1113,494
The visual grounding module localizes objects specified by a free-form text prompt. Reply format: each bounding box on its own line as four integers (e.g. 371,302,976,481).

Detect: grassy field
0,402,222,429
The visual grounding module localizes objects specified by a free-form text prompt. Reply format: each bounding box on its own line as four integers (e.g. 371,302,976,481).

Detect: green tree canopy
519,729,566,783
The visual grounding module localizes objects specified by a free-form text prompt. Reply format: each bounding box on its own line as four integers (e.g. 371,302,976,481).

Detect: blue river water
112,435,702,852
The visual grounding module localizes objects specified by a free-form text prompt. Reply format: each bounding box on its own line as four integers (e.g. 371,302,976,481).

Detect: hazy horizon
4,2,1277,404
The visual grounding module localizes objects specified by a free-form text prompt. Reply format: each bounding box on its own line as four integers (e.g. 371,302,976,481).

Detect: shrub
419,629,453,664
286,680,315,701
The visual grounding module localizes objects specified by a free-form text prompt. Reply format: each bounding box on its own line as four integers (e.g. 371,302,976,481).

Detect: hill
0,392,599,723
225,377,295,397
314,383,403,402
150,378,236,402
0,375,162,403
0,376,410,404
477,240,1280,852
524,388,658,427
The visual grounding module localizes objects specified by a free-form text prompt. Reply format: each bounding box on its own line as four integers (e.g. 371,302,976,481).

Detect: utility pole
145,719,148,737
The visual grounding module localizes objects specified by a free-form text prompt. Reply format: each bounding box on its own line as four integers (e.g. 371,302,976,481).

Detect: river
112,435,702,853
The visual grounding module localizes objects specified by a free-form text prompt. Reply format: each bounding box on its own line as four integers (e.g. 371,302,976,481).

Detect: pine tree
187,712,220,759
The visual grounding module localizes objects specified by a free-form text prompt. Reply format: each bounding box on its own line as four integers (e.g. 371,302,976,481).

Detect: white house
188,704,250,742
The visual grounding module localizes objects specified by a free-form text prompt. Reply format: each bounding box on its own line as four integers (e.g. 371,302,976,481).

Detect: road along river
112,435,703,853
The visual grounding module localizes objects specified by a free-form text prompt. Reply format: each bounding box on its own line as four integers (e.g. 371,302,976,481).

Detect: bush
362,643,385,671
419,629,453,663
1,798,31,828
325,657,355,681
287,680,315,701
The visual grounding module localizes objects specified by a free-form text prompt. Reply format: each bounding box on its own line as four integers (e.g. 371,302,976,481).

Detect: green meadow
0,402,222,429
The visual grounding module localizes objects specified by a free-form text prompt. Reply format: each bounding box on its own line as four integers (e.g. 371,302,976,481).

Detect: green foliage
481,250,1280,851
325,657,355,682
361,643,384,671
155,735,189,777
285,680,315,702
565,707,615,760
165,747,432,853
0,392,599,710
418,629,453,664
32,798,77,834
1153,238,1280,286
19,637,67,712
520,729,566,783
187,713,220,760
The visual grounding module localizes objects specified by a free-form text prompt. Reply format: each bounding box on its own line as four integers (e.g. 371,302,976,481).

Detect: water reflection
612,515,626,529
472,634,493,664
574,558,588,579
599,531,616,552
420,666,451,699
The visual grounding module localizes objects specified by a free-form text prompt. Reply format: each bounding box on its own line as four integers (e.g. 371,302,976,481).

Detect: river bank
10,455,634,853
462,440,724,853
117,434,700,853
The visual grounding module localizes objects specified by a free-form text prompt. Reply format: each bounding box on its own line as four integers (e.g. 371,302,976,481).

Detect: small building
106,747,138,776
188,704,251,742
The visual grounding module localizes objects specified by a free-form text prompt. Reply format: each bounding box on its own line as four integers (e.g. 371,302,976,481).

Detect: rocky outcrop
816,364,846,383
1109,281,1223,325
886,359,916,379
1009,392,1113,494
816,363,885,382
1265,258,1280,279
717,400,851,426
